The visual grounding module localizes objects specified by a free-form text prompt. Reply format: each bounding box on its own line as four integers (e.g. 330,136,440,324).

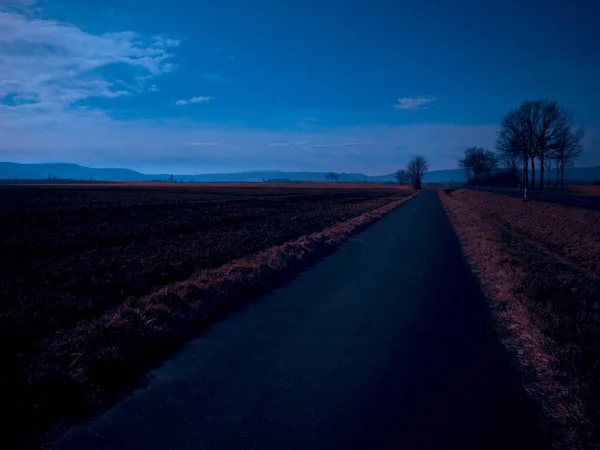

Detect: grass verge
439,189,600,449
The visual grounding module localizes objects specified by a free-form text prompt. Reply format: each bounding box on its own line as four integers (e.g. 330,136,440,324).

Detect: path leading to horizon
47,190,545,450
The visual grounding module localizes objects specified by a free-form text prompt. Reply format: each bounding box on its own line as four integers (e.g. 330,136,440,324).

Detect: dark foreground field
0,184,411,446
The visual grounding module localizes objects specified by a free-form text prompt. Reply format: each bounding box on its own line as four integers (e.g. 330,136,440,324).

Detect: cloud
175,96,211,105
394,96,439,110
3,112,566,174
190,96,211,103
200,73,232,83
306,142,374,149
149,84,159,92
269,141,309,147
0,8,179,116
0,0,37,12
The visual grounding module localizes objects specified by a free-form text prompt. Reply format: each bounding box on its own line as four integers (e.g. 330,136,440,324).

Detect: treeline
460,99,584,189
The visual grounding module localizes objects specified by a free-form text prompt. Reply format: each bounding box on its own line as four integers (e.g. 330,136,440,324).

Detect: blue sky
0,0,598,174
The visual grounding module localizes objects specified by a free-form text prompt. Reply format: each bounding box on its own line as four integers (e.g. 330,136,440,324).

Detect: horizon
2,160,599,179
1,0,599,174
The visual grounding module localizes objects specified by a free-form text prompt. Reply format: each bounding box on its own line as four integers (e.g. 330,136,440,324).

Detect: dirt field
439,188,600,449
0,184,412,446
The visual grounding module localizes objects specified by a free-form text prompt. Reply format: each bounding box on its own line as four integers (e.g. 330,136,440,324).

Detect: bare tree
498,147,521,182
536,100,568,188
497,109,531,187
459,147,498,186
395,169,409,185
553,124,584,190
458,156,472,184
516,100,542,188
497,99,583,189
406,155,428,189
326,172,339,183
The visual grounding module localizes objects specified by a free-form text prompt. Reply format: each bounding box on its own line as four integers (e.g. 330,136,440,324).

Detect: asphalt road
473,186,600,211
47,190,546,450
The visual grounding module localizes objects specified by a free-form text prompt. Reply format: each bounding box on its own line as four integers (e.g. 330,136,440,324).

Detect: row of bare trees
496,99,584,189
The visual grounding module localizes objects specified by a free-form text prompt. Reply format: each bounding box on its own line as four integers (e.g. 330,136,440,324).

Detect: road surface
47,190,546,450
474,186,600,211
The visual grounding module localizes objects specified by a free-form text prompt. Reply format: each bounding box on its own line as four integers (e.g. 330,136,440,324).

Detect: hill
1,162,599,184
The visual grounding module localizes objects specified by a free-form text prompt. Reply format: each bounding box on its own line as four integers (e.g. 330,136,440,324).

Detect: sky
0,0,599,175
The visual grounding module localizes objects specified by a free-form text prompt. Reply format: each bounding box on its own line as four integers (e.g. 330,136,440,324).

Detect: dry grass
4,186,416,447
446,189,600,275
439,189,600,449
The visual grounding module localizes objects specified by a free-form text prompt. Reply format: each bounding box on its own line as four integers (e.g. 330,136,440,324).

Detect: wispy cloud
306,142,374,149
394,96,439,110
200,73,232,83
175,97,212,106
0,0,37,13
269,141,310,147
3,115,563,173
0,8,179,117
190,96,211,103
175,96,211,106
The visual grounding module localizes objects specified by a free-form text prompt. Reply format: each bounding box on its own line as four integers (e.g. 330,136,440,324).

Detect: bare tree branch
405,155,428,189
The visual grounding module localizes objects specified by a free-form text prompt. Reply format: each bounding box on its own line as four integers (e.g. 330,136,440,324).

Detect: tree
458,156,472,184
497,109,530,187
326,172,339,183
498,146,521,183
553,124,584,190
536,100,569,188
459,147,498,186
497,99,583,189
395,169,409,185
405,155,428,189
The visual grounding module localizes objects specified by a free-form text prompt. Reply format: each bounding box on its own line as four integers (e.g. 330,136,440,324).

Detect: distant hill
1,162,599,184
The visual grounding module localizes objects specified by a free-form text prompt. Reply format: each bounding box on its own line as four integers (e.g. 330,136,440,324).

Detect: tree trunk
530,156,536,188
540,156,545,189
523,156,529,188
560,162,565,191
556,160,560,188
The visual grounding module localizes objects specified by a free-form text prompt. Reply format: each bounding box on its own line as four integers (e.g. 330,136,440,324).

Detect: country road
47,190,546,450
